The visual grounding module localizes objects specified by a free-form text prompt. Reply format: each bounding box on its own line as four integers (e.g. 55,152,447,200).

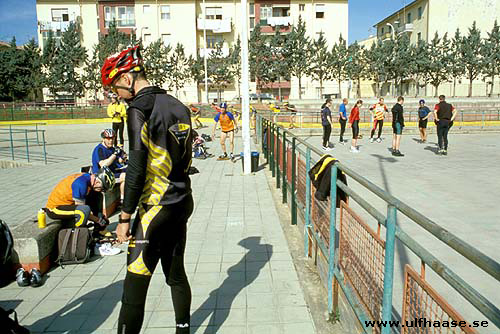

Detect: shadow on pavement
191,236,272,333
28,280,123,333
424,145,440,155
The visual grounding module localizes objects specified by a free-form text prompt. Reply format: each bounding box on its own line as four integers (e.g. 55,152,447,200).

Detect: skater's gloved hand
97,216,109,227
114,147,123,156
234,127,239,134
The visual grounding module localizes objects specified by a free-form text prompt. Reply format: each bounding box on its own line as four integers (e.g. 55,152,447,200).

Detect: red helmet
101,45,143,87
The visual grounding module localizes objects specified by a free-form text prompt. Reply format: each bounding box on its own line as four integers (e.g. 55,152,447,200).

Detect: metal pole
381,205,397,334
203,0,209,103
25,130,30,163
291,137,297,225
304,147,311,257
328,165,338,313
42,131,47,164
282,131,287,203
276,127,280,188
9,125,14,160
240,0,251,174
270,124,274,175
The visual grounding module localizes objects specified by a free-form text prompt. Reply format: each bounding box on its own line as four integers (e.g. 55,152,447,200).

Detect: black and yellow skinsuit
118,86,193,334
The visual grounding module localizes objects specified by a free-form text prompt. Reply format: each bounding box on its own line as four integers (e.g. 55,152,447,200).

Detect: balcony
197,18,232,33
266,16,291,27
38,20,75,32
199,47,230,58
400,23,414,33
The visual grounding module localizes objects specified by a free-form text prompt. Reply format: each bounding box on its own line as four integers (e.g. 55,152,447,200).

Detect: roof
373,0,421,27
0,41,25,50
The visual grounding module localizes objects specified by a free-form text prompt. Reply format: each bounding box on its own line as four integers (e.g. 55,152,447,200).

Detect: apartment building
372,0,500,97
36,0,348,102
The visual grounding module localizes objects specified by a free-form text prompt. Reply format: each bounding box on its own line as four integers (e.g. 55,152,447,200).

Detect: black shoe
442,149,448,156
394,150,404,157
16,268,30,287
30,268,42,287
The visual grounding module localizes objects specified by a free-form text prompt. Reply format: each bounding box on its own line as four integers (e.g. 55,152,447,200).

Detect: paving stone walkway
0,129,317,333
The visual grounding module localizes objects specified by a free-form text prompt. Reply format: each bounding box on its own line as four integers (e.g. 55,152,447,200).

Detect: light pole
385,20,399,40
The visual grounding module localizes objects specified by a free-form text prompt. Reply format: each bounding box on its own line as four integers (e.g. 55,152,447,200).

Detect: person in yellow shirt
107,94,127,147
212,102,238,160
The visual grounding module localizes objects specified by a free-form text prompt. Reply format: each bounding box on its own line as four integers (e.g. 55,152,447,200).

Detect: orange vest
46,173,87,209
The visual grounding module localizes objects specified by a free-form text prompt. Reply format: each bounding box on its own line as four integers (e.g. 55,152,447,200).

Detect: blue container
240,151,260,172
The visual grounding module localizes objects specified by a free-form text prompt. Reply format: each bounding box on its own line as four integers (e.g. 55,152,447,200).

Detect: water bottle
37,209,46,229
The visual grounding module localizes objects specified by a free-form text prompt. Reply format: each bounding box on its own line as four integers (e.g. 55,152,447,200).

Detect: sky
0,0,407,45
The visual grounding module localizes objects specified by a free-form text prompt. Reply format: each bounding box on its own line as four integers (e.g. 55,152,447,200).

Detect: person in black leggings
321,98,333,150
433,95,457,156
107,95,127,147
101,45,194,334
338,98,348,144
348,100,362,153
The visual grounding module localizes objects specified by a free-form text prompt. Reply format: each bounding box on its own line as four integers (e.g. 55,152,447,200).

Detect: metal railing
257,115,500,333
0,125,47,164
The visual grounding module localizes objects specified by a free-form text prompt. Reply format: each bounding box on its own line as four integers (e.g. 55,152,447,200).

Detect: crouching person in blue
45,167,116,232
92,128,127,203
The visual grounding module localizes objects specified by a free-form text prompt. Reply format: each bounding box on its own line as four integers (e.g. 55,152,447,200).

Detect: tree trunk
490,75,495,97
338,79,342,98
356,78,361,98
278,78,282,102
319,78,323,99
453,78,457,98
468,77,473,97
298,76,302,100
415,76,419,98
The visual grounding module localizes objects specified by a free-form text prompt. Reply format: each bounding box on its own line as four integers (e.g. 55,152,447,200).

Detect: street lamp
386,20,399,39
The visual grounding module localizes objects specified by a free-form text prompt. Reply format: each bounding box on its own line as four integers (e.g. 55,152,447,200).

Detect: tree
450,29,466,97
52,21,86,100
82,44,103,101
309,32,331,98
97,21,131,65
458,22,484,97
364,40,387,97
41,30,60,99
283,16,310,99
267,30,289,100
23,39,44,101
408,39,430,97
421,32,452,97
229,37,242,98
345,41,366,98
168,43,191,97
188,55,205,102
482,20,500,96
208,42,233,101
249,24,269,98
329,35,349,98
143,39,171,87
390,34,413,96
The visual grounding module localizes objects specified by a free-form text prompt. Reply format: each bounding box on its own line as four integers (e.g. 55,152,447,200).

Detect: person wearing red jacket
348,100,362,153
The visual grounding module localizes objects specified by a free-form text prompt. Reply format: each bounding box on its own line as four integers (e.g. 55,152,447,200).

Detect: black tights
113,121,125,146
437,120,450,150
118,197,193,334
322,124,332,147
339,119,346,141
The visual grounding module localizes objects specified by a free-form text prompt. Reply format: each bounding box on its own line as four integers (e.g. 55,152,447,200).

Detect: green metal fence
0,125,47,164
257,115,500,334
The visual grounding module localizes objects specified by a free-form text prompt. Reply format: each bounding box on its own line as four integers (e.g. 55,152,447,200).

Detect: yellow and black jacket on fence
308,155,348,207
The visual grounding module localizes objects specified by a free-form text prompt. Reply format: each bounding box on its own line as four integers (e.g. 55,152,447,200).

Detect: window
381,27,385,34
299,4,305,11
104,6,135,27
407,12,412,23
206,35,223,48
206,7,222,20
418,7,422,19
143,33,151,45
42,31,62,48
52,8,69,22
161,34,171,46
272,6,289,17
143,5,150,14
260,5,272,24
249,3,254,16
161,5,170,20
250,17,255,29
315,4,325,19
417,32,422,41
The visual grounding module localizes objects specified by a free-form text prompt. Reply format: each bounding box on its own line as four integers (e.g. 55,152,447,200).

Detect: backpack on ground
0,219,14,287
56,228,92,266
0,307,30,334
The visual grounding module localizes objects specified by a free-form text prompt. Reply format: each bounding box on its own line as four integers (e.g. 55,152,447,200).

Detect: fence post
9,125,14,160
328,165,338,313
304,147,312,257
282,131,287,203
270,124,274,175
276,127,280,189
482,110,485,128
25,130,30,163
291,137,297,225
42,130,47,164
381,205,397,334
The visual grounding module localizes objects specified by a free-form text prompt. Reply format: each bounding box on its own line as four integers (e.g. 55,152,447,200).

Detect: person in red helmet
101,45,193,334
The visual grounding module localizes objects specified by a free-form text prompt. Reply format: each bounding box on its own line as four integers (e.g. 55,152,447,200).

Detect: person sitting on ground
212,102,238,160
45,167,115,232
92,129,127,203
189,104,203,129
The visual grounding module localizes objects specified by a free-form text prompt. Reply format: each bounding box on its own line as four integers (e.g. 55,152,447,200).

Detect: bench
10,217,62,274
